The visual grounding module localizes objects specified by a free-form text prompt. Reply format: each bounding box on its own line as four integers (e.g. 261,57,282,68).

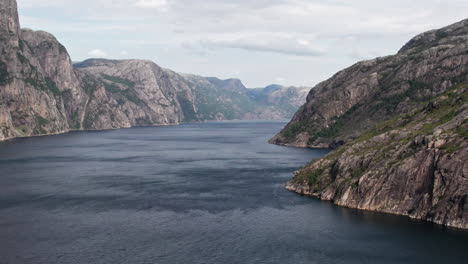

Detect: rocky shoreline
275,19,468,229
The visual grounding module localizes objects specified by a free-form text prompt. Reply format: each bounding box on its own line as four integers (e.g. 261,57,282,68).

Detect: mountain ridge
271,18,468,148
272,19,468,229
0,0,309,141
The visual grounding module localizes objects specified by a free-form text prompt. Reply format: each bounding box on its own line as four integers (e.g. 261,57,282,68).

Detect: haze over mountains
0,0,308,141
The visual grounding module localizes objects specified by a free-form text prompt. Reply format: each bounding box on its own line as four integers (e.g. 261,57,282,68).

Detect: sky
17,0,468,88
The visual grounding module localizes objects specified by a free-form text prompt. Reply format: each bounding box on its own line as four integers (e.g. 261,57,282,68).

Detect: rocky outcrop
287,85,468,228
0,0,308,141
247,84,310,120
275,20,468,229
74,59,188,129
0,0,77,140
75,59,309,125
271,19,468,148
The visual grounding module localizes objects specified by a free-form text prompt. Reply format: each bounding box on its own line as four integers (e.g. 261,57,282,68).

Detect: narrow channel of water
0,121,466,264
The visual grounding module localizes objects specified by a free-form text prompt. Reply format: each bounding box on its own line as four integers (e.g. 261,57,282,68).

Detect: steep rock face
271,19,468,148
278,20,468,229
247,84,310,120
182,76,309,121
287,85,468,228
0,0,309,141
181,75,254,120
76,60,310,125
0,0,19,40
0,0,75,139
0,0,19,140
75,59,188,128
75,59,310,123
20,29,89,130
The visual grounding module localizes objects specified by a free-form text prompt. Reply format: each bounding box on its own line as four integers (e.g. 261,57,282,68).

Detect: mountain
0,0,87,140
271,20,468,148
247,84,310,119
272,19,468,228
74,59,309,123
0,0,308,141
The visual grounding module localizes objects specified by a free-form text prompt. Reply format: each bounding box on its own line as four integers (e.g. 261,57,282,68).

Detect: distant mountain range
0,0,309,141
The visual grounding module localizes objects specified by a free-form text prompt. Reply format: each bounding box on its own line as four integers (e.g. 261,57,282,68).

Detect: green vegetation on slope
100,75,146,106
25,75,62,96
193,83,257,120
101,74,135,88
0,62,9,84
292,82,468,188
177,93,198,122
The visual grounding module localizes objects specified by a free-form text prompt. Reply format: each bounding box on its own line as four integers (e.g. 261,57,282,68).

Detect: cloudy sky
17,0,468,87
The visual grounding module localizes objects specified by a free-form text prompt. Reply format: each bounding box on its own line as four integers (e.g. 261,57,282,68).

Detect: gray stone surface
0,0,309,140
275,19,468,229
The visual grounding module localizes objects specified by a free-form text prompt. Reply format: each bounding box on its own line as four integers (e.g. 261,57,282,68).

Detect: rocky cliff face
275,20,468,229
0,0,308,141
74,59,189,129
75,59,309,125
0,0,78,140
0,0,19,140
271,19,468,148
287,85,467,229
247,84,310,120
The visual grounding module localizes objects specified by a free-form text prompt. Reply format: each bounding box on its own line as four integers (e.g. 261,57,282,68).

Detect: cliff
0,0,308,141
287,85,467,228
247,84,310,120
75,59,309,125
0,0,80,140
274,20,468,229
271,19,468,148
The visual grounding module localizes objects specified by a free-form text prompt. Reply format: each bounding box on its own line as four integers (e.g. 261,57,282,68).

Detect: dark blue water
0,121,467,264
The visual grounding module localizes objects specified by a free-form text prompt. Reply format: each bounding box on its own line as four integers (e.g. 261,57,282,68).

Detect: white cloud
20,0,67,8
88,49,107,57
134,0,168,11
207,40,324,56
276,77,286,83
184,32,325,56
297,39,310,46
120,50,129,56
17,0,468,87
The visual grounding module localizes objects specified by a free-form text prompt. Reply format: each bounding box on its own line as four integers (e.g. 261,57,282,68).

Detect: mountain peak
0,0,20,39
263,84,283,93
398,18,468,54
73,58,123,68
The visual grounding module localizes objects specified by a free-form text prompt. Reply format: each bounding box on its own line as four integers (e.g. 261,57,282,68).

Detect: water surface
0,121,467,264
